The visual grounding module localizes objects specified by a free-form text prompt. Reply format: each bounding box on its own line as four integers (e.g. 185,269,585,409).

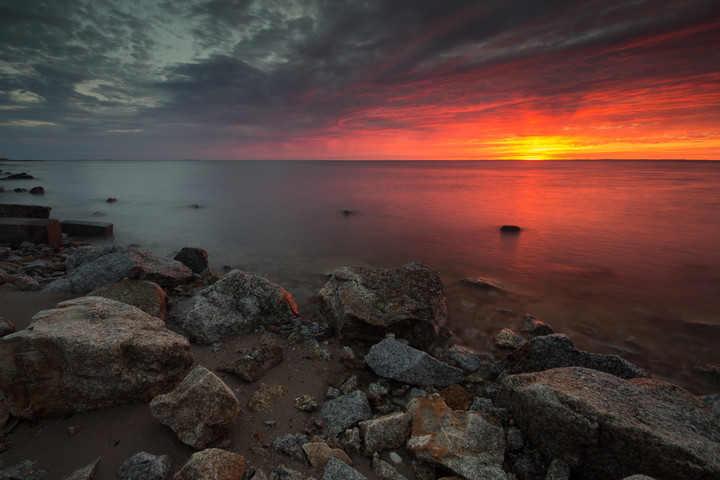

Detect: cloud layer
1,0,719,159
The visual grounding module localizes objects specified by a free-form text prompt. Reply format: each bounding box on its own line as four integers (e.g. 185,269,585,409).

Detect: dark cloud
1,0,718,158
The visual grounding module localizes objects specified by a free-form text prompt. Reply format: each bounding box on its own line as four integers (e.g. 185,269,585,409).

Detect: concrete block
61,220,113,237
0,204,51,218
0,218,62,245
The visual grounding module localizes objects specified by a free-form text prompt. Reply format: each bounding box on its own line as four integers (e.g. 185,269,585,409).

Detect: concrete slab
0,218,62,245
61,220,114,237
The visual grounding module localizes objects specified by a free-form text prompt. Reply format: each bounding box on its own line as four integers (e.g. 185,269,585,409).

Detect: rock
342,209,353,216
58,246,193,293
693,361,720,384
439,345,490,373
248,383,289,412
339,346,365,369
496,367,720,480
544,458,571,480
64,458,99,480
302,441,352,468
150,365,239,449
372,454,408,480
406,394,506,480
0,317,16,337
173,247,210,274
318,263,447,349
439,384,473,410
323,457,368,480
339,427,362,455
0,204,51,218
29,187,44,195
0,297,193,419
500,225,521,233
340,375,359,394
358,412,412,455
295,394,319,412
469,398,508,423
0,460,47,479
218,345,283,382
273,433,311,462
494,334,649,380
247,469,269,480
107,197,117,203
461,277,504,292
5,172,34,179
320,390,373,436
174,269,299,344
14,188,27,193
620,476,658,480
365,337,464,387
366,380,390,406
118,451,172,480
269,465,304,480
505,426,524,451
172,448,245,480
521,314,554,337
90,279,167,320
494,328,526,349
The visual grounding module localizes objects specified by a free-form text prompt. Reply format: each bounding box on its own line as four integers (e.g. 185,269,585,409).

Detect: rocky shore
1,236,719,479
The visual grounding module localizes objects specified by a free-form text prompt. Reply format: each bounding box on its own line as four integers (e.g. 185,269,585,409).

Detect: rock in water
494,334,649,380
364,337,464,387
173,247,210,274
0,297,193,419
318,263,446,349
150,365,240,449
49,245,193,293
174,269,299,344
406,394,506,480
496,367,720,480
173,448,245,480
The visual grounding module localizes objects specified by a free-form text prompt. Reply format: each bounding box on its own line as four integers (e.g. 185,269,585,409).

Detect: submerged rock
318,263,446,349
173,247,210,274
365,337,464,387
496,367,720,480
0,297,193,419
494,334,649,380
174,269,299,344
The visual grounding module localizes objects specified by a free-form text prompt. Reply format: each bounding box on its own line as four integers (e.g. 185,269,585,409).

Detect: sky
1,0,719,160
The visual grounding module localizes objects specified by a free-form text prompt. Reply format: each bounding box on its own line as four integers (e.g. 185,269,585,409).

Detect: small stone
439,384,473,410
320,390,372,436
521,314,554,337
325,387,342,399
359,412,413,456
544,458,571,480
366,380,390,406
295,395,319,412
339,346,365,369
340,375,359,395
339,428,362,455
372,453,408,480
269,465,305,480
273,433,311,463
64,458,100,480
506,426,524,451
322,457,368,480
388,452,402,464
248,384,289,412
68,425,84,437
117,451,172,480
173,448,245,480
302,442,353,468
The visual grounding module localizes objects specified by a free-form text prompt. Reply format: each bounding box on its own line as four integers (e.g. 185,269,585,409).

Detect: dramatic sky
1,0,719,160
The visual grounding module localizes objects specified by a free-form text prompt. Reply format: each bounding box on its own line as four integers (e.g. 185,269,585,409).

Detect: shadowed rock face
496,367,720,480
173,269,299,344
318,263,446,349
0,297,193,419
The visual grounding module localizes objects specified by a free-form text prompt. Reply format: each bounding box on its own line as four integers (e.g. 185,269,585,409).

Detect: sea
3,159,719,394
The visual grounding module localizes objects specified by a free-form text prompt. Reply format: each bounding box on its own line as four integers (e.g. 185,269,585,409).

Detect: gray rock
365,337,464,387
302,442,352,468
318,263,446,349
0,297,193,419
406,394,506,480
218,345,283,382
494,328,526,349
64,246,192,293
172,448,245,480
545,458,571,480
272,433,311,463
372,454,408,480
439,345,490,373
320,390,372,436
90,278,167,320
323,457,368,480
506,426,524,451
0,317,15,337
118,452,172,480
359,412,413,455
150,365,240,449
496,367,720,480
469,397,508,423
494,334,649,380
521,314,554,337
63,458,99,480
339,428,362,455
269,465,305,480
174,269,299,344
0,460,47,479
42,278,73,293
173,247,210,274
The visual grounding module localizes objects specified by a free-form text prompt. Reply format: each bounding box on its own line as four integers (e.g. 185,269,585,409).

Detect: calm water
3,159,720,393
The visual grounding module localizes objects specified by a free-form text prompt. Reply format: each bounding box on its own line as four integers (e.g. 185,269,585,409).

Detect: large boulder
47,245,193,293
365,337,464,387
150,365,240,449
318,263,446,349
0,297,193,419
90,279,167,320
173,269,299,344
406,394,506,480
496,367,720,480
493,334,649,380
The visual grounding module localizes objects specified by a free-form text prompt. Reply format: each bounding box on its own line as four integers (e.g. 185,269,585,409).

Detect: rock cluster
1,241,718,480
